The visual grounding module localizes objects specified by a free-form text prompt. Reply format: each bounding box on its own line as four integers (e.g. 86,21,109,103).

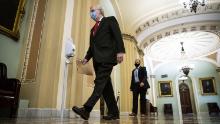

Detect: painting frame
199,77,217,95
158,80,173,97
0,0,26,40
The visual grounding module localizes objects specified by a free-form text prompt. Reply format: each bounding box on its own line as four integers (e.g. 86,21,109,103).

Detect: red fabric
93,21,100,36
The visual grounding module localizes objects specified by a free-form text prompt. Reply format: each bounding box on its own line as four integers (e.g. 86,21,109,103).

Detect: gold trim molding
199,77,217,95
0,0,26,40
20,0,40,84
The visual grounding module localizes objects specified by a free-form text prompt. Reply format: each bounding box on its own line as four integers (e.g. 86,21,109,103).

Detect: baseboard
197,112,210,118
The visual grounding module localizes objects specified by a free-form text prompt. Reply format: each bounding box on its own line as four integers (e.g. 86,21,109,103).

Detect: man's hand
140,82,144,87
117,53,124,63
82,58,88,65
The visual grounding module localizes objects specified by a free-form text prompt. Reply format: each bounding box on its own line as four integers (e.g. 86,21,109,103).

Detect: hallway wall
154,60,220,117
120,38,141,112
0,0,35,78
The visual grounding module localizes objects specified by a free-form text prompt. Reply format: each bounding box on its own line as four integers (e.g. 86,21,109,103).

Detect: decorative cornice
140,22,220,50
122,33,136,42
135,2,220,35
122,33,144,56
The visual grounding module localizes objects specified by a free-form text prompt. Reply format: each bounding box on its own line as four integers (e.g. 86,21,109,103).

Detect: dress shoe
129,113,137,116
103,114,119,120
72,106,90,120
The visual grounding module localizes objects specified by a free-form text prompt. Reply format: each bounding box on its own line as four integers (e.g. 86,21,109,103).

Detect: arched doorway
179,82,193,114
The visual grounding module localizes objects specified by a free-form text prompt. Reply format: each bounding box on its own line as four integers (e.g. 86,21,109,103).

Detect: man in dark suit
72,5,125,120
129,59,150,117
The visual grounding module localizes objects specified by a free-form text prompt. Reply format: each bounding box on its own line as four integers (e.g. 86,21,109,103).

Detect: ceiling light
180,0,207,13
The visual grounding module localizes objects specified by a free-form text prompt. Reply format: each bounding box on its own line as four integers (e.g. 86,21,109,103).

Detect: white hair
95,5,104,16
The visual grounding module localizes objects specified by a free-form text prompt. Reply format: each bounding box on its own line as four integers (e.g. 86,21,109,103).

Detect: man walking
72,5,125,120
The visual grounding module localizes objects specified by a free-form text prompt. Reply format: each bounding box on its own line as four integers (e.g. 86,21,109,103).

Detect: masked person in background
129,59,150,117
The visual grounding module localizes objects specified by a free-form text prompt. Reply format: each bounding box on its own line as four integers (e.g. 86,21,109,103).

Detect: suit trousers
84,62,119,115
132,84,146,114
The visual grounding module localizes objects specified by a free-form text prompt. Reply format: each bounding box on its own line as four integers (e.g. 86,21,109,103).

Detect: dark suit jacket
85,16,125,64
130,66,150,91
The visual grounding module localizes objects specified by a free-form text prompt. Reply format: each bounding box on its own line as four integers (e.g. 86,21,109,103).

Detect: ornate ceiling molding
122,33,144,56
139,22,220,50
135,2,220,35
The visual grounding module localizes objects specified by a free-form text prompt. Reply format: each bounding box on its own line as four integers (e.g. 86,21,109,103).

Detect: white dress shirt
134,66,140,83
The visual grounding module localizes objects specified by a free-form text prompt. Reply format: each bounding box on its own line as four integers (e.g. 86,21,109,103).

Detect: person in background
72,5,125,120
129,59,150,117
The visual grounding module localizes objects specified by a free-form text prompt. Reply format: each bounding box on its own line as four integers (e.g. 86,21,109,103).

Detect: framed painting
158,80,173,97
199,77,217,95
0,0,25,40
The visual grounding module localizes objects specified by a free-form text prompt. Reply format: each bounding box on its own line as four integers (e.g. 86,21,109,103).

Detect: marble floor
0,115,220,124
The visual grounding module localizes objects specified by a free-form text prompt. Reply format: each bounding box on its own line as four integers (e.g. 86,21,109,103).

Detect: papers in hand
76,59,93,76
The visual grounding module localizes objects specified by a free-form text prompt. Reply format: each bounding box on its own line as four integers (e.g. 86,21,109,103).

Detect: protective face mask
90,11,97,21
135,63,140,68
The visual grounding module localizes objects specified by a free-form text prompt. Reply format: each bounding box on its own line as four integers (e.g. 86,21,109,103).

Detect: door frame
175,75,200,118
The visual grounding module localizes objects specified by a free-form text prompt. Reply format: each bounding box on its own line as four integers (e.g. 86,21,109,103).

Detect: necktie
93,21,100,36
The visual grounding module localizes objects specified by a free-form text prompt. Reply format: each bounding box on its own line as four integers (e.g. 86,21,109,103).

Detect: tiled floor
0,115,220,124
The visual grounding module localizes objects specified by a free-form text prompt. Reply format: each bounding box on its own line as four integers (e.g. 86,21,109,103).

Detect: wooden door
179,83,193,114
